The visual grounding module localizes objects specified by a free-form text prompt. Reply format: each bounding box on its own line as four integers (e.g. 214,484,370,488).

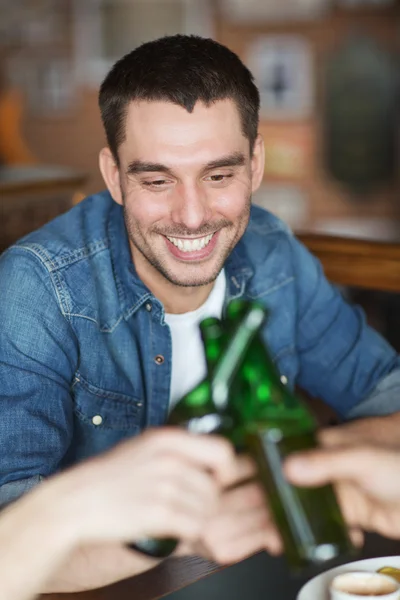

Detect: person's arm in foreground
0,429,238,600
285,442,400,540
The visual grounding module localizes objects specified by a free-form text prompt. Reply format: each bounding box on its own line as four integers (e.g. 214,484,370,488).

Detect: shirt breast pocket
66,373,145,465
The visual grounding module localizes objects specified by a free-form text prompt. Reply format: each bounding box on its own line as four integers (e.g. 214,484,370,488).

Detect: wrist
0,475,83,594
24,473,85,555
46,461,109,546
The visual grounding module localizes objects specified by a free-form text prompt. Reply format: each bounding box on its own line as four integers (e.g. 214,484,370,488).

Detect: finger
153,459,221,517
283,445,383,488
317,425,355,448
202,481,283,556
235,454,258,481
224,454,257,489
209,505,269,540
208,505,282,554
349,528,364,548
170,465,221,516
318,418,387,449
207,441,253,488
334,481,366,529
221,481,265,511
139,499,211,542
148,429,238,487
212,527,282,564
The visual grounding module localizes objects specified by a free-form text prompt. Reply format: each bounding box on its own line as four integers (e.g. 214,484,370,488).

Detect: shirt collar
108,201,153,319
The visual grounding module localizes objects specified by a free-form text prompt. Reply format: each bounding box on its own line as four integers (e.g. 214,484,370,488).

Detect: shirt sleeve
290,234,400,418
0,475,43,509
0,246,78,496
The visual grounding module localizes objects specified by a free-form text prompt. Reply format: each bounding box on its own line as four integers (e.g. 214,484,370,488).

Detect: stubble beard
122,193,252,288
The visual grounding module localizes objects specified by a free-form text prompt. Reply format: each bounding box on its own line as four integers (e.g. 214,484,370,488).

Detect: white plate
297,556,400,600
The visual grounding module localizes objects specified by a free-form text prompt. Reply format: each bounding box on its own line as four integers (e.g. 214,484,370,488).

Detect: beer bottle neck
211,305,265,410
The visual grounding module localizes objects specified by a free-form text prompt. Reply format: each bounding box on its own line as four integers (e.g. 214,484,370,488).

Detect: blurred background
0,0,400,350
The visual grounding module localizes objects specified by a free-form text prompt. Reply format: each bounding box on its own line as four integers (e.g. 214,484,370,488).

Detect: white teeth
167,233,213,253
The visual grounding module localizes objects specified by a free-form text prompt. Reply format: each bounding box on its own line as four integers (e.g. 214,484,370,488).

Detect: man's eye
143,179,168,187
207,174,233,182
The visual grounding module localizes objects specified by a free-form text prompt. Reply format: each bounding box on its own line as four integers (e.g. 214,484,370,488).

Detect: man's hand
42,428,239,592
184,455,282,564
284,444,400,540
66,428,238,546
319,412,400,450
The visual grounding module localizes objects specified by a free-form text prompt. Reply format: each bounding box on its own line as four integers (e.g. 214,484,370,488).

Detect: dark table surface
44,534,400,600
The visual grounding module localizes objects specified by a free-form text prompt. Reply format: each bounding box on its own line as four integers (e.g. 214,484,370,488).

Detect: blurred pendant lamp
324,33,398,196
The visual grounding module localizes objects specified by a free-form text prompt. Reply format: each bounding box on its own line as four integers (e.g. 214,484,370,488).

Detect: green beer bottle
130,303,264,557
220,300,355,569
183,300,355,568
132,299,354,568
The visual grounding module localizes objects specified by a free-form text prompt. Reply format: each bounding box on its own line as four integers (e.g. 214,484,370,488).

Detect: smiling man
1,35,400,592
99,100,258,313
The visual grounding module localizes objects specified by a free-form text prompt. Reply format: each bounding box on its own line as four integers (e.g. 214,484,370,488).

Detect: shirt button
145,303,152,312
154,354,165,365
92,415,103,426
280,375,288,385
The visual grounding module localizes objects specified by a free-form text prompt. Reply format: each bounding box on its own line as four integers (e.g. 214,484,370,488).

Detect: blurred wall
23,89,105,193
8,3,400,229
215,7,400,229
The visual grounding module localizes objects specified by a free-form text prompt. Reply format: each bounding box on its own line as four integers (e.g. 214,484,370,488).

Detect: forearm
0,470,160,598
0,478,75,600
43,541,160,593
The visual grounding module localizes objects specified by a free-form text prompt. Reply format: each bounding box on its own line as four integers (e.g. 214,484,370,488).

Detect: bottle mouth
308,543,338,563
186,413,223,434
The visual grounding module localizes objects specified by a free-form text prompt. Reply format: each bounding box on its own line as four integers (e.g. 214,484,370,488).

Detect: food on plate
378,567,400,583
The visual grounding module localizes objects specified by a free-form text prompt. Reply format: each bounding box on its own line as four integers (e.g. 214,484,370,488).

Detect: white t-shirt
165,270,226,410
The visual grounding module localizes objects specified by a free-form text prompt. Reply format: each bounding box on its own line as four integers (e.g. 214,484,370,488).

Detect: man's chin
161,266,220,288
165,276,218,288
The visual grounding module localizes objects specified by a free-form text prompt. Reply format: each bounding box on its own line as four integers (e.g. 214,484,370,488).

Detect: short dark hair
99,35,260,162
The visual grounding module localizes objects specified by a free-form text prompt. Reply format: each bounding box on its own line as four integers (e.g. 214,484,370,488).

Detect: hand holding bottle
318,413,400,450
185,454,283,564
285,443,400,540
0,428,240,600
66,428,238,545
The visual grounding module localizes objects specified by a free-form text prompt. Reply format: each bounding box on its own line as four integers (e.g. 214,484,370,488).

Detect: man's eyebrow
126,152,246,177
203,152,246,172
126,160,174,176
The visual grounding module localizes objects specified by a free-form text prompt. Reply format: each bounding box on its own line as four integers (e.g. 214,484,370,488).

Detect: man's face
104,99,264,288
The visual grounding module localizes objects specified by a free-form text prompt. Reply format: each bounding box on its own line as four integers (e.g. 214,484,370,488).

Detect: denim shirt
1,191,399,506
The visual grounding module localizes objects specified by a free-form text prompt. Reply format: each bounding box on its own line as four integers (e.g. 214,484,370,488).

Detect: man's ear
251,135,265,194
99,147,123,205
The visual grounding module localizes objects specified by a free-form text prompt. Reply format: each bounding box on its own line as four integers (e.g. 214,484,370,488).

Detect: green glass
131,299,355,567
130,303,264,557
222,303,355,569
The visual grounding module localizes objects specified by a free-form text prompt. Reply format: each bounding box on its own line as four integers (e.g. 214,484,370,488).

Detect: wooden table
0,165,86,252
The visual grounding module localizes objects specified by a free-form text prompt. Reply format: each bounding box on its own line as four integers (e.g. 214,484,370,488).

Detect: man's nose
170,182,211,231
